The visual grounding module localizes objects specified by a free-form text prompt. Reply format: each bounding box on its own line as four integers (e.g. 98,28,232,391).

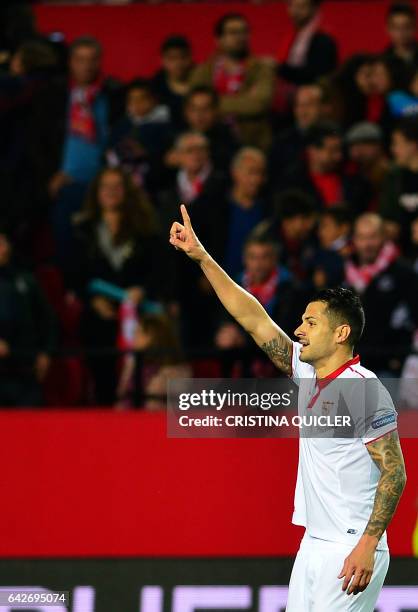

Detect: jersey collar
318,355,360,387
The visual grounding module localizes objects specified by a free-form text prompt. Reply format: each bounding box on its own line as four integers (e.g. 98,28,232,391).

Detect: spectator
387,65,418,118
345,213,418,374
383,2,418,91
317,206,352,257
270,83,326,179
214,236,300,353
71,167,161,405
0,231,57,406
118,313,192,410
0,40,59,240
107,78,172,190
280,120,371,213
183,86,238,169
46,36,121,197
8,39,58,77
324,54,391,129
254,189,318,281
152,35,193,129
165,86,238,172
411,215,418,273
214,147,268,278
346,122,390,208
190,13,276,150
157,131,226,238
157,131,227,348
29,36,122,271
278,0,338,86
380,117,418,253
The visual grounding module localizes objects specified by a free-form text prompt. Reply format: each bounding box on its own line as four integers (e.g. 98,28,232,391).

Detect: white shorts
286,533,390,612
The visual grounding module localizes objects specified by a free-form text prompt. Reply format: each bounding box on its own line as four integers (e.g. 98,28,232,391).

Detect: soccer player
169,205,407,612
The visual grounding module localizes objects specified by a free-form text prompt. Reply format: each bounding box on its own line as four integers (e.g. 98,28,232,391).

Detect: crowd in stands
1,0,418,407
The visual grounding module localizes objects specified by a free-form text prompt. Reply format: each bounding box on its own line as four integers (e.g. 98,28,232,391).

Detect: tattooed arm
364,430,407,541
338,431,406,596
169,205,293,374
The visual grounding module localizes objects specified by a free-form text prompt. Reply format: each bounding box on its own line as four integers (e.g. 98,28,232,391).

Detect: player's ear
335,323,351,345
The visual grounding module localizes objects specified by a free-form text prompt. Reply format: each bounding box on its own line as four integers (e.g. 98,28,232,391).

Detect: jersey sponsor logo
347,528,358,534
371,413,396,430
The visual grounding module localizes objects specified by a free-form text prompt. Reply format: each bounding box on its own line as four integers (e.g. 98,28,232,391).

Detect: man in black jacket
345,213,418,375
382,2,418,90
278,0,338,85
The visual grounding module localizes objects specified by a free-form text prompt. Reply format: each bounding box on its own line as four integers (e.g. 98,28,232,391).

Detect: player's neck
314,350,354,380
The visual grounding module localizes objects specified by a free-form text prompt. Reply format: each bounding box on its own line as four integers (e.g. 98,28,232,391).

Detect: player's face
294,301,338,364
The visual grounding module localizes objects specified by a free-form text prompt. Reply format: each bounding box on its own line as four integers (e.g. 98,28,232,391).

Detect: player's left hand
338,538,376,595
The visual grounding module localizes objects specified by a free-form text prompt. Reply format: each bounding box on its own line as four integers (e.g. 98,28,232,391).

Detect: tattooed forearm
260,336,292,376
364,430,407,541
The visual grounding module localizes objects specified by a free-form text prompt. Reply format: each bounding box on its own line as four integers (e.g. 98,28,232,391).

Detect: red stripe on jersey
349,366,366,378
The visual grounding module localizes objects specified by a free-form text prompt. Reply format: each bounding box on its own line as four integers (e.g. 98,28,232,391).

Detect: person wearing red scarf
345,213,418,375
278,0,338,86
190,13,275,151
279,121,372,214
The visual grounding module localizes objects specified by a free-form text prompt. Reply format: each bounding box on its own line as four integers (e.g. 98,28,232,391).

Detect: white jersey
291,342,398,551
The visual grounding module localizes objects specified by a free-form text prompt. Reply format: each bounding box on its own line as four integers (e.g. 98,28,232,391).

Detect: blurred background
0,0,417,610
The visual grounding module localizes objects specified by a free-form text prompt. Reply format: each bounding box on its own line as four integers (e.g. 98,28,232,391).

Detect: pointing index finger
180,204,192,228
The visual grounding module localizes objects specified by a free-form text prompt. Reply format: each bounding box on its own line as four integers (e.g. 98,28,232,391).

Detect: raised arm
338,430,406,596
169,205,293,375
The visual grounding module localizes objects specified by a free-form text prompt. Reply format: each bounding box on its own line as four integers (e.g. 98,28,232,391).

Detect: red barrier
33,2,417,81
0,409,415,557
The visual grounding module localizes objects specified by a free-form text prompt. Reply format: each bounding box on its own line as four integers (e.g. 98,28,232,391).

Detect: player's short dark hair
387,2,416,21
185,86,219,107
393,116,418,144
214,13,249,38
321,205,353,227
305,121,342,148
160,35,191,55
313,287,365,347
70,35,102,57
277,189,316,220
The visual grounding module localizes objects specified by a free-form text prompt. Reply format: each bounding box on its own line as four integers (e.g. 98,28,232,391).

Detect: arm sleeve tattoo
260,336,292,376
364,430,407,541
